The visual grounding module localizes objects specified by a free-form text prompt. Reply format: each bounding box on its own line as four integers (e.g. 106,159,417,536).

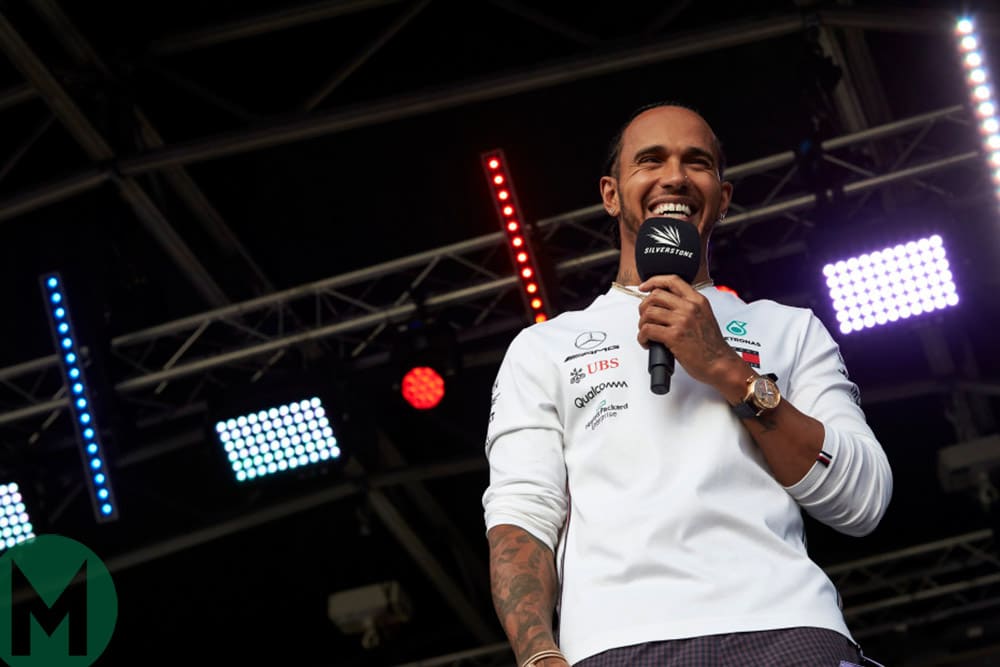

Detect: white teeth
652,202,692,217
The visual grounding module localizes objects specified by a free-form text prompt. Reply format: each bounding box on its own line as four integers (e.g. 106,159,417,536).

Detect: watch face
752,377,781,410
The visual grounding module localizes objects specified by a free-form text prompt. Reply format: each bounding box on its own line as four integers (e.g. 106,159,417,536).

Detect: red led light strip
481,150,551,323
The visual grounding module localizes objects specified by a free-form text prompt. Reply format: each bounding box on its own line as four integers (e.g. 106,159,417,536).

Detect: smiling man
482,102,893,667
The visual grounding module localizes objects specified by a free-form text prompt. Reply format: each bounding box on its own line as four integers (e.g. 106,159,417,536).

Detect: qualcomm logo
648,225,681,247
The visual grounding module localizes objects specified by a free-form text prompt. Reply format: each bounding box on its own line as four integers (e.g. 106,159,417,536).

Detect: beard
619,207,644,245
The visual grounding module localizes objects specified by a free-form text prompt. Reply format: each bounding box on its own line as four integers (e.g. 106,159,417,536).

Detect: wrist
709,354,756,405
520,648,567,667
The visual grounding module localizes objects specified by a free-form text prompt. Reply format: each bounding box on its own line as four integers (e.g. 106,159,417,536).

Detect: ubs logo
569,358,619,384
574,331,607,350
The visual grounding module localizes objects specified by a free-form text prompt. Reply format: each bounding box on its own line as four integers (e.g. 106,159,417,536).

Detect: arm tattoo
758,415,779,433
488,525,560,663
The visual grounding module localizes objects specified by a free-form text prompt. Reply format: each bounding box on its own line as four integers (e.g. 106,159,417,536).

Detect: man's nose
656,160,688,189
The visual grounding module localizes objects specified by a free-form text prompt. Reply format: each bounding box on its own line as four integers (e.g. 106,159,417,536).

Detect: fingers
638,274,699,296
635,277,711,350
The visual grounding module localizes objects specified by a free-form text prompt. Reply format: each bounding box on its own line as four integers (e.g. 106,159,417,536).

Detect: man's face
601,106,732,248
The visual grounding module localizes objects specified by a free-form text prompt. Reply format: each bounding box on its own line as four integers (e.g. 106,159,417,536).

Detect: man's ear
600,176,620,217
720,180,733,219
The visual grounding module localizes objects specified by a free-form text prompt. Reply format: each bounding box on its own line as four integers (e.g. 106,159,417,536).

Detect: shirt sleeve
783,313,894,537
482,328,568,552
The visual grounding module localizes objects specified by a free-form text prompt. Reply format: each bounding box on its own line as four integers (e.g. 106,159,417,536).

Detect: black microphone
634,218,702,395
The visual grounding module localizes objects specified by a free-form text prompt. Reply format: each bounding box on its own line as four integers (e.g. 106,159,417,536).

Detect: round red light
716,285,738,296
507,221,519,232
493,175,504,185
526,283,538,293
488,158,500,169
498,190,509,200
535,313,547,323
521,267,533,278
516,252,528,263
503,206,514,216
531,298,542,309
512,237,524,247
401,366,445,410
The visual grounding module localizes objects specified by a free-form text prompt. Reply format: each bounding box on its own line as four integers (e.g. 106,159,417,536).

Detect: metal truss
382,529,1000,666
0,103,986,439
830,529,1000,640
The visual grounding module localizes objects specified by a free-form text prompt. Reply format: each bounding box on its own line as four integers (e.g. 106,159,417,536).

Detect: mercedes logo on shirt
574,331,607,350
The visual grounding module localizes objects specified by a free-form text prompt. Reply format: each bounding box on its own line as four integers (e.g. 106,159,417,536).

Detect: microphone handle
648,342,675,395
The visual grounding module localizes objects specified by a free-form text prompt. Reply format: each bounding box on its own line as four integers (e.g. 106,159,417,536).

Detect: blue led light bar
214,396,341,482
0,482,35,553
40,273,119,522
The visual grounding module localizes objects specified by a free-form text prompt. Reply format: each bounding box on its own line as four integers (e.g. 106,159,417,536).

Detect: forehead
621,106,717,157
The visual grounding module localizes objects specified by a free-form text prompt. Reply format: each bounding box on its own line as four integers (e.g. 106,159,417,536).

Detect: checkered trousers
573,627,870,666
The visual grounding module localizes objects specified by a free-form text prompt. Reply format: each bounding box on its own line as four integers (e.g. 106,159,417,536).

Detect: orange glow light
535,313,547,323
401,366,445,410
498,190,509,201
716,284,739,296
526,283,538,293
493,175,504,185
530,298,542,309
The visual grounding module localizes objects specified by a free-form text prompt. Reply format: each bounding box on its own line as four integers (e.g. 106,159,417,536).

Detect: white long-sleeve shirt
483,284,892,665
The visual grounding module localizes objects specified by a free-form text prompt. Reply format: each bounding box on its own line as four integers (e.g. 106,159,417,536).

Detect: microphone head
634,218,702,283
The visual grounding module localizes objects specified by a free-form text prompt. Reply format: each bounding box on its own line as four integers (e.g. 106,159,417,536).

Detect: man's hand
637,275,743,388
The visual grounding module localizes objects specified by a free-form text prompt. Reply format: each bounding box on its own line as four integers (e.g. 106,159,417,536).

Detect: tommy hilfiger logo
733,347,760,368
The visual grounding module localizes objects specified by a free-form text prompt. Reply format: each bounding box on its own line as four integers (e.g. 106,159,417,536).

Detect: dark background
1,1,1000,665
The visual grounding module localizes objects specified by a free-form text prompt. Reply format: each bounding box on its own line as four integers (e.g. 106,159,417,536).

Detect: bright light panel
214,396,341,482
0,483,35,553
823,235,959,334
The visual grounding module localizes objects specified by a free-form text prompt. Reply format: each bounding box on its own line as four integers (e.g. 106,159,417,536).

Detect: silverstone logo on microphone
643,224,694,258
650,225,681,247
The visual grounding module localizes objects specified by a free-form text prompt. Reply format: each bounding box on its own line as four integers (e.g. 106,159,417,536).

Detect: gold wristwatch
732,372,781,418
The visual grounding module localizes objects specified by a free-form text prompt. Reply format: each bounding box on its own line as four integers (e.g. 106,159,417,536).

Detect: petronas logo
649,225,681,247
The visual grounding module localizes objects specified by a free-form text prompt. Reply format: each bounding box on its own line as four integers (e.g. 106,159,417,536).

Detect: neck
615,267,640,284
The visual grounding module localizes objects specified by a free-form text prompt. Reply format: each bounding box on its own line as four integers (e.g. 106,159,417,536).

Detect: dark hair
602,100,727,180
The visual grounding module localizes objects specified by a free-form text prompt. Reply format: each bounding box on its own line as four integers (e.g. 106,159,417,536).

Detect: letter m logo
11,559,88,656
